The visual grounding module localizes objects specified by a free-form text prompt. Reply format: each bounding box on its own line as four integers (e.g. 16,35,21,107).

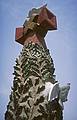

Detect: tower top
15,5,57,45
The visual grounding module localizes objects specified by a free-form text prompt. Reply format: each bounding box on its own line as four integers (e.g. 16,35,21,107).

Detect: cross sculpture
5,5,70,120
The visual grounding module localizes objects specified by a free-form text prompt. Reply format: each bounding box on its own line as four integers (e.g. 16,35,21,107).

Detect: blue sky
0,0,77,120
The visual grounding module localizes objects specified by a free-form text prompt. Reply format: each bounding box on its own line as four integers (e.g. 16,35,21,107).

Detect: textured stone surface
5,43,63,120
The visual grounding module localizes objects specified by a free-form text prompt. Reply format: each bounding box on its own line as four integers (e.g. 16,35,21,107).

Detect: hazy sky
0,0,77,120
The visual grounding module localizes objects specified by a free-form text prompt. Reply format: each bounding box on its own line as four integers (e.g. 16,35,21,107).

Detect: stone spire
5,5,70,120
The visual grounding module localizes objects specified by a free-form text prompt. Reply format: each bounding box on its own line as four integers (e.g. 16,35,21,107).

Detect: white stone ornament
43,82,70,110
59,83,70,109
43,82,59,101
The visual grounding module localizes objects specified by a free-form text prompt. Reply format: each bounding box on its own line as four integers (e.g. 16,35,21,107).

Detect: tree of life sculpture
5,5,70,120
